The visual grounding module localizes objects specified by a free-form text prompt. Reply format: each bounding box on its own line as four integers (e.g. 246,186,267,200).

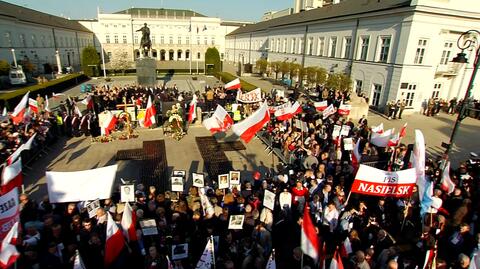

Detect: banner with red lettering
236,88,263,103
351,165,416,198
0,188,20,240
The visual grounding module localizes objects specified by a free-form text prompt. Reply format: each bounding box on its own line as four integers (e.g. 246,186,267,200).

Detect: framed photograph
192,173,205,188
120,184,135,202
229,171,240,185
171,176,184,192
172,243,189,260
218,174,230,189
228,215,245,230
172,170,186,177
263,190,276,210
86,199,100,218
140,219,158,236
332,125,342,138
343,138,354,151
341,125,351,137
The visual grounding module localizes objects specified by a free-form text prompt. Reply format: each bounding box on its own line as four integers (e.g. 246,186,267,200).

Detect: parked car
9,66,26,85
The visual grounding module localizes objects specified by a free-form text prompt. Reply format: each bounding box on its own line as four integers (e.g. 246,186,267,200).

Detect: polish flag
7,133,36,165
188,94,198,123
339,237,353,258
105,212,125,267
314,101,328,112
301,205,319,261
351,138,362,169
203,105,234,134
440,161,455,194
338,103,351,116
232,102,270,143
329,249,344,269
370,128,394,147
143,96,156,128
101,111,118,136
371,123,384,134
224,78,241,90
399,123,408,139
45,95,51,113
388,133,400,147
0,222,19,268
52,93,65,99
275,101,302,121
28,98,38,114
121,202,137,242
73,250,86,269
1,158,23,195
11,92,29,125
422,248,436,269
82,94,94,110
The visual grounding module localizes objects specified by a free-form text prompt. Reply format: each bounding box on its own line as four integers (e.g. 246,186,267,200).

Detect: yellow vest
56,115,63,125
233,110,241,121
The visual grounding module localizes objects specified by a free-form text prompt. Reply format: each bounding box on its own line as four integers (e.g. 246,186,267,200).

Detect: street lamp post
446,30,480,155
11,49,17,67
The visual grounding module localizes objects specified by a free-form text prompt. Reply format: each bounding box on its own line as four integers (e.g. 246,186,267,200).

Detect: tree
18,58,35,74
205,47,221,75
326,73,340,90
255,58,268,75
271,61,281,80
110,51,131,75
0,60,9,76
315,67,327,86
289,62,301,80
338,73,352,93
305,66,317,85
280,61,289,79
81,46,100,77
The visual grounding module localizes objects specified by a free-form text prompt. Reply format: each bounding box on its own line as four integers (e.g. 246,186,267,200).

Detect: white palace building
225,0,480,112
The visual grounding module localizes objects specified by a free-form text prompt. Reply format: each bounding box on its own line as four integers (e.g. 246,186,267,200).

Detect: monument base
347,92,369,121
136,57,157,86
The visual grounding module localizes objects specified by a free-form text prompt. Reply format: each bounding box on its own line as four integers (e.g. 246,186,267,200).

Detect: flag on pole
420,180,434,217
370,128,394,147
101,111,117,136
351,138,361,169
274,101,302,121
73,250,87,269
121,202,137,242
224,78,241,90
440,161,455,194
314,101,328,112
301,205,319,261
339,237,352,258
11,91,29,125
202,105,234,134
371,123,384,134
0,221,20,268
7,133,36,165
105,212,125,266
143,96,156,128
232,102,270,143
195,237,214,269
28,98,38,114
329,249,344,269
266,250,276,269
199,188,214,219
423,248,436,269
338,103,351,116
399,123,408,138
1,157,22,195
188,94,198,123
82,94,94,110
412,130,429,217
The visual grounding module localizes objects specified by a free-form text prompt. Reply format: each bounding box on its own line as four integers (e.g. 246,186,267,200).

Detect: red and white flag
82,94,94,110
440,161,455,194
0,221,20,268
28,98,38,114
329,250,344,269
73,250,86,269
388,133,400,147
275,101,302,121
101,111,117,136
224,78,241,90
322,104,336,119
0,188,20,240
399,123,408,138
351,164,416,198
423,248,436,269
74,105,83,118
340,237,352,258
370,128,394,147
314,101,328,112
45,95,51,113
188,94,198,123
1,158,22,195
52,93,65,99
143,96,156,128
301,205,319,261
121,202,137,242
105,212,125,267
338,103,351,116
7,133,36,165
11,92,29,125
371,123,384,134
203,105,234,134
232,102,270,143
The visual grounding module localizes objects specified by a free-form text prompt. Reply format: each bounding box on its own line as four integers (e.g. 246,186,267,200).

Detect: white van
9,66,26,85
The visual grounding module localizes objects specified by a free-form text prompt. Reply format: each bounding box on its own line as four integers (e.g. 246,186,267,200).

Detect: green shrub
214,72,259,91
0,60,10,76
205,47,221,75
81,46,100,77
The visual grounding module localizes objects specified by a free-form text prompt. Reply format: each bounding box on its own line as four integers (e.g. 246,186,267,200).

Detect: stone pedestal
136,57,157,86
348,92,370,121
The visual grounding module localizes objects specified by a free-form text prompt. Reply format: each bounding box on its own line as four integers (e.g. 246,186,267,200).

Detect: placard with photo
218,174,230,189
192,173,205,188
140,219,158,236
263,190,276,210
120,184,135,202
85,199,100,218
341,125,351,137
228,215,245,230
172,170,186,177
332,125,342,138
172,243,189,260
171,176,184,192
343,138,354,151
229,171,241,185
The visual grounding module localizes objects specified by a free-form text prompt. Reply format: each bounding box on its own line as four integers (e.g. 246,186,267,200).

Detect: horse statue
136,23,152,57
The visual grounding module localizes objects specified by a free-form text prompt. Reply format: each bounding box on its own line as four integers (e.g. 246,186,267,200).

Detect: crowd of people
2,83,479,269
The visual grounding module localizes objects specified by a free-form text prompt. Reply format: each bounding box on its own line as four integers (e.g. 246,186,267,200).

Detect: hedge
214,72,258,91
0,73,88,108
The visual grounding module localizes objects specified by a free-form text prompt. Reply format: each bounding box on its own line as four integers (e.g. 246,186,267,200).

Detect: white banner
46,165,118,203
351,165,416,197
236,88,263,103
0,188,19,240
